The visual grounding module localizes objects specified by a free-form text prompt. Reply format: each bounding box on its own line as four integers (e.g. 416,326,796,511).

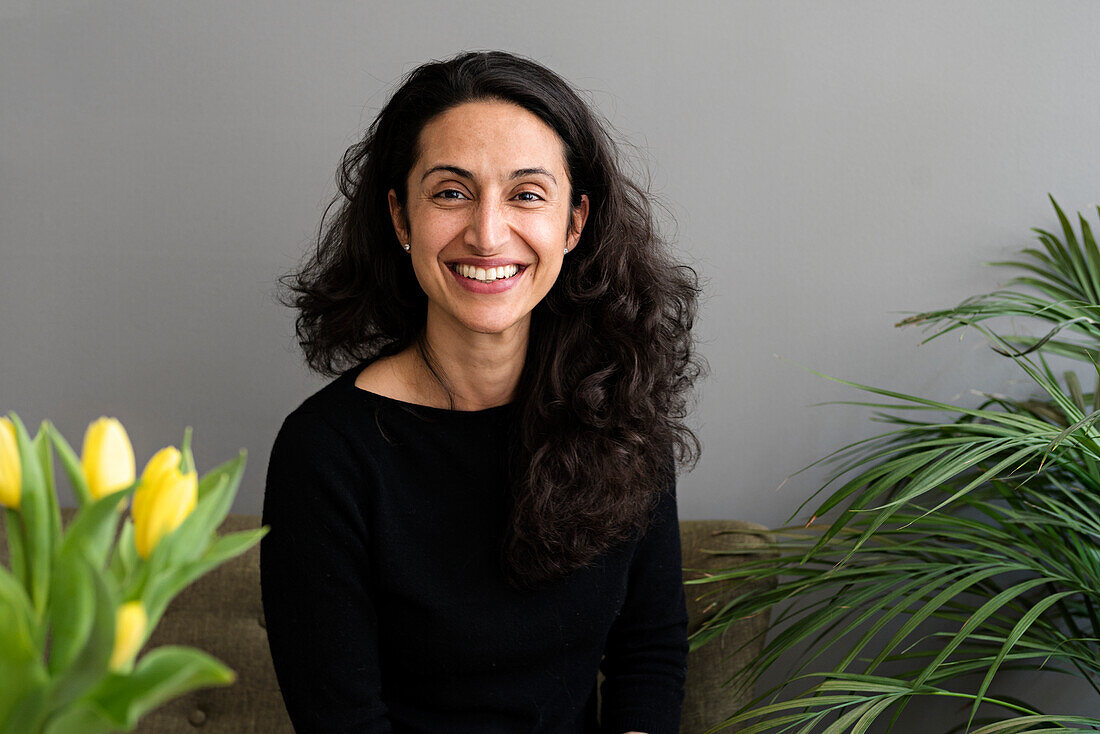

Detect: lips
446,257,530,268
449,263,523,282
446,262,527,293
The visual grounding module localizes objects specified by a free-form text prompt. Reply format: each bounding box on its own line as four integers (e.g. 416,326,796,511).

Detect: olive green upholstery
678,521,776,733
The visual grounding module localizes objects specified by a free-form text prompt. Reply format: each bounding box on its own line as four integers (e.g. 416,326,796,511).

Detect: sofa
1,511,774,733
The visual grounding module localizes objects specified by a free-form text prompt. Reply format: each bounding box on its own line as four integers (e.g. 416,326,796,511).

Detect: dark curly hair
277,50,704,590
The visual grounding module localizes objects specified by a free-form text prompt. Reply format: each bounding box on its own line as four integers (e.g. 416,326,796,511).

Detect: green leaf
969,714,1100,734
40,701,118,734
0,688,50,734
0,559,36,633
967,590,1082,728
9,413,52,617
196,450,245,506
58,482,138,573
46,421,91,507
0,564,48,733
45,542,97,675
1064,370,1086,413
171,527,267,594
914,576,1049,688
1079,210,1100,300
108,519,138,590
180,426,195,477
34,424,63,570
43,551,118,717
197,526,266,567
87,646,235,729
147,527,267,630
3,508,27,594
1049,194,1099,302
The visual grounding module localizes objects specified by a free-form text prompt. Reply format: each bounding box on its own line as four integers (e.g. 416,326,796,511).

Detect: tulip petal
109,601,147,672
0,417,21,510
134,470,197,560
134,447,180,529
140,447,181,488
83,418,136,501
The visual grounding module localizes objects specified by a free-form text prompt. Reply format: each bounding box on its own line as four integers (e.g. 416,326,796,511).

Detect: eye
514,191,543,202
434,189,468,200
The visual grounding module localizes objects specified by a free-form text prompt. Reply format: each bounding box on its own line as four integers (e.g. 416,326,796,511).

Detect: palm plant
691,196,1100,733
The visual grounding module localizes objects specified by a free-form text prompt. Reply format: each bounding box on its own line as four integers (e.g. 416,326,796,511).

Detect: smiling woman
264,50,704,734
391,99,588,347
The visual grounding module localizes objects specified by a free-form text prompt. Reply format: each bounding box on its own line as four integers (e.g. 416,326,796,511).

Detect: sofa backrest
0,511,773,733
679,520,776,733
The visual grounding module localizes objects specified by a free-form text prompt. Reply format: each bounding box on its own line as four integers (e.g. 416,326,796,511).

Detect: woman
261,50,703,734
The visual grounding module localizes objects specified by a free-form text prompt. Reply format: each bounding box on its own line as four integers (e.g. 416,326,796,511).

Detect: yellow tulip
0,417,21,510
133,446,181,527
132,447,197,559
109,600,147,671
82,417,136,500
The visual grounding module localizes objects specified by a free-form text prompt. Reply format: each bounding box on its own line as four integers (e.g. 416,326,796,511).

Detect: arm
260,411,393,733
599,471,689,734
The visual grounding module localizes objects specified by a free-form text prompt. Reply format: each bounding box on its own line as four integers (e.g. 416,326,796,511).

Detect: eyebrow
420,165,557,185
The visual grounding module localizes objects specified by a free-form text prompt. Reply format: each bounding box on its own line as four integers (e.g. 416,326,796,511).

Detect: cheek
410,205,464,243
522,212,572,249
407,259,432,295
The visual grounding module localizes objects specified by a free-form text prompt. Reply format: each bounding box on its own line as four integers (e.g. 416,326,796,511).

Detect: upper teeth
454,264,520,282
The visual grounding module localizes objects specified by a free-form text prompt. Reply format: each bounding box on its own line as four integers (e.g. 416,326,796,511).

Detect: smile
448,263,523,283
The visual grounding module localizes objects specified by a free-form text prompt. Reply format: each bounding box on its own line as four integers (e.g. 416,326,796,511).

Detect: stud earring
563,247,570,254
403,242,410,252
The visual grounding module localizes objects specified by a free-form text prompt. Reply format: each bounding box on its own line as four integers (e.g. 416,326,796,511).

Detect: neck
411,311,530,411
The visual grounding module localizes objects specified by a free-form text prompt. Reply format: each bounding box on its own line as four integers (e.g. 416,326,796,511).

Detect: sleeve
260,410,393,733
599,468,689,734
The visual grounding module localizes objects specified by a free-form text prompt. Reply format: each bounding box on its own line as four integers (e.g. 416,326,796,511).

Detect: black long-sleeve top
260,361,688,733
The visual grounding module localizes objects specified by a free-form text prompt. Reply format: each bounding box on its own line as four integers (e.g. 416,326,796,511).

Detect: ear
567,194,589,252
388,189,409,246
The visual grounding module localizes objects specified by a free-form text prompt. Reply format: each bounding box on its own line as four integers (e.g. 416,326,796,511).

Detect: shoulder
275,359,379,435
268,408,361,489
268,367,369,470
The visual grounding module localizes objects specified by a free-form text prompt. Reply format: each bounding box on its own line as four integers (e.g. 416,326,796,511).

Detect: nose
465,198,509,253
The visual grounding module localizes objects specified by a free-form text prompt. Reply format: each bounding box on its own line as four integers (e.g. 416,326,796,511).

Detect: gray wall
3,0,1099,728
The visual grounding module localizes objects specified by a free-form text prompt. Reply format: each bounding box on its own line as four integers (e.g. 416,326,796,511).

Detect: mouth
447,262,526,283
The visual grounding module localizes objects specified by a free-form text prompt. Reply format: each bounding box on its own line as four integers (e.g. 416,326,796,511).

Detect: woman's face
389,99,588,341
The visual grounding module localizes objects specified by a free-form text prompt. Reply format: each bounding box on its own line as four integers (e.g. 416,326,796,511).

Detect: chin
464,322,517,336
459,313,526,336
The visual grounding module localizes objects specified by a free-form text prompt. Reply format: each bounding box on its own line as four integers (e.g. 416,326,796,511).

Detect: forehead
413,100,567,177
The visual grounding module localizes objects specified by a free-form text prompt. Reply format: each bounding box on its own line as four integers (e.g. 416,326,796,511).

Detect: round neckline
340,361,516,418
